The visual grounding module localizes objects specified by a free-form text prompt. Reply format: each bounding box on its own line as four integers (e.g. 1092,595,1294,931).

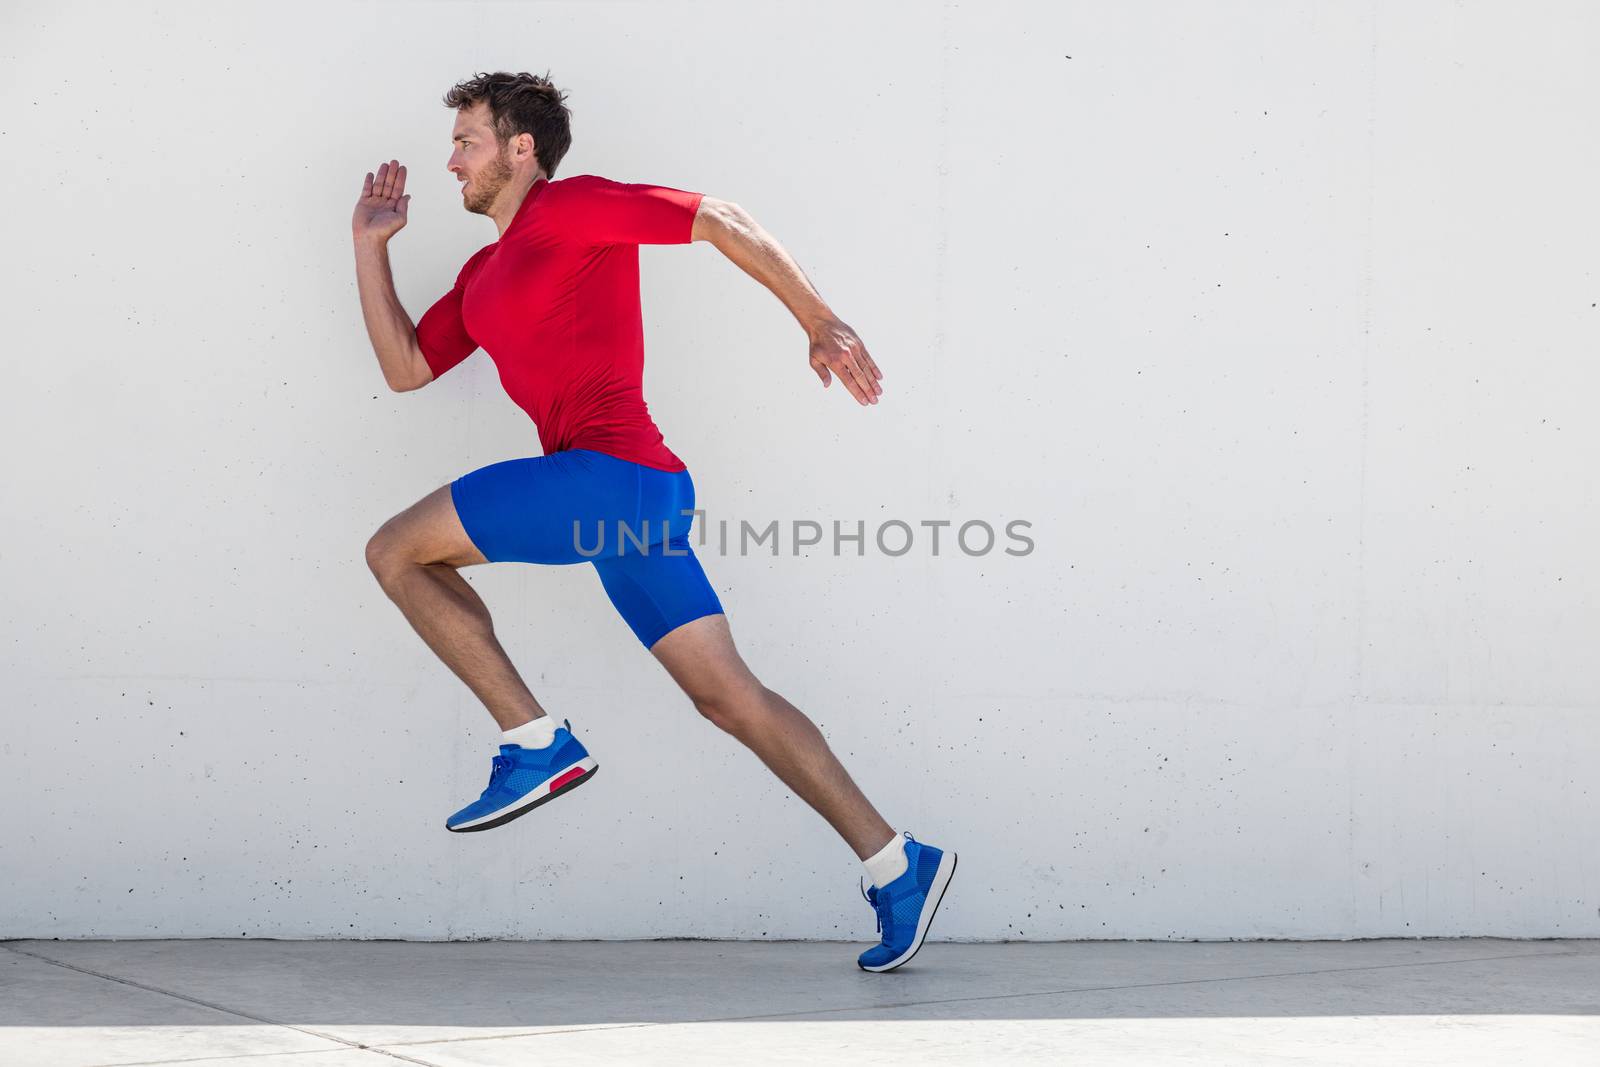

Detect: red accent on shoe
549,766,587,791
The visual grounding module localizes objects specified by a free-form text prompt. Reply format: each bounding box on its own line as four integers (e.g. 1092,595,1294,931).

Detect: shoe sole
858,849,958,972
446,757,598,833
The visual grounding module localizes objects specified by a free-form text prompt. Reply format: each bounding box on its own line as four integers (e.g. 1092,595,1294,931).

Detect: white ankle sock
501,716,559,749
863,832,909,888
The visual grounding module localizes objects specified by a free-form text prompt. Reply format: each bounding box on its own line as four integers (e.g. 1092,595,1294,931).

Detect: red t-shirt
414,174,704,472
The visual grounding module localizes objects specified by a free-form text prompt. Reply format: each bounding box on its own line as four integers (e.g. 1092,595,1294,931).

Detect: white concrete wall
3,0,1596,941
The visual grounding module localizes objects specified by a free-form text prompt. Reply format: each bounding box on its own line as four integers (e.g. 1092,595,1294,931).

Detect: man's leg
364,484,544,730
649,613,896,861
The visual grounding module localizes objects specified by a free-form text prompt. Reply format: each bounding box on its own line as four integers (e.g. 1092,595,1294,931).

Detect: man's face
448,102,521,216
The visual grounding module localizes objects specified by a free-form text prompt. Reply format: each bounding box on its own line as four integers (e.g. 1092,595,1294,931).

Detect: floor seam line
85,1047,391,1067
1,944,446,1067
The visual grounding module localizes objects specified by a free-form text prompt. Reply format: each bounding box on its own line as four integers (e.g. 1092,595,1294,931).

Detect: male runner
351,71,954,971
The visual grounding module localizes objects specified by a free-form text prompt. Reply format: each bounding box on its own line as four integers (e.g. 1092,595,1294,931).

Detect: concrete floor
3,938,1597,1065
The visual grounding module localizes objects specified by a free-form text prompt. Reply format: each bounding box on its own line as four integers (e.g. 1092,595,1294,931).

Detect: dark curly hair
443,71,573,177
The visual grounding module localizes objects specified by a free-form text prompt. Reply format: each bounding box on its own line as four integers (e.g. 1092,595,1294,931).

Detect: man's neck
493,173,549,238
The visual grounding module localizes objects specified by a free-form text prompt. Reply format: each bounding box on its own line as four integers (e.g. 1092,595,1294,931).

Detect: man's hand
353,159,411,243
808,318,883,405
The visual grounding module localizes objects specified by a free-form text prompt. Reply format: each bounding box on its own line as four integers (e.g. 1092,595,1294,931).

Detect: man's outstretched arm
691,197,883,406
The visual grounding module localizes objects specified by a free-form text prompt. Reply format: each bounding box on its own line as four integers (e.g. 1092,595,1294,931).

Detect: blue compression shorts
448,449,724,649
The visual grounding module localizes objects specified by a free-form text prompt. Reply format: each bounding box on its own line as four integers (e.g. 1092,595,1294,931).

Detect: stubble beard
464,149,515,216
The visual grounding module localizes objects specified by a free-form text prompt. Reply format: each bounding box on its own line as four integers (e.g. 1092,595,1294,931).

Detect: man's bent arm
353,237,429,392
691,197,883,405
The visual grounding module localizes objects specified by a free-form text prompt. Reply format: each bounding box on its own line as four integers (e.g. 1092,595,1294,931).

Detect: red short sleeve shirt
414,174,704,472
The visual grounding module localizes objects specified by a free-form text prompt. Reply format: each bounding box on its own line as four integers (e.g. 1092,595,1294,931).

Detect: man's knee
364,526,408,581
690,679,767,733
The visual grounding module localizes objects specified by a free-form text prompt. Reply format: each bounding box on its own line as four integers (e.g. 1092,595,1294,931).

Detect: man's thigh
367,483,489,569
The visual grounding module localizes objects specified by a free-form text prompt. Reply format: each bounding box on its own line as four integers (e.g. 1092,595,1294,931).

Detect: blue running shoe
445,718,598,833
857,831,957,972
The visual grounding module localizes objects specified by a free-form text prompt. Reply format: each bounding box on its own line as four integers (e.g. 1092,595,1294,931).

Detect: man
351,71,954,972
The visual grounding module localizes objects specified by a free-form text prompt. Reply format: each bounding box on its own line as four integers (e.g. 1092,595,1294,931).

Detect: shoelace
859,877,893,937
480,753,514,798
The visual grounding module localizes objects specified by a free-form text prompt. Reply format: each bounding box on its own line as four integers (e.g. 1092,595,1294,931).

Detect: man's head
442,71,573,216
